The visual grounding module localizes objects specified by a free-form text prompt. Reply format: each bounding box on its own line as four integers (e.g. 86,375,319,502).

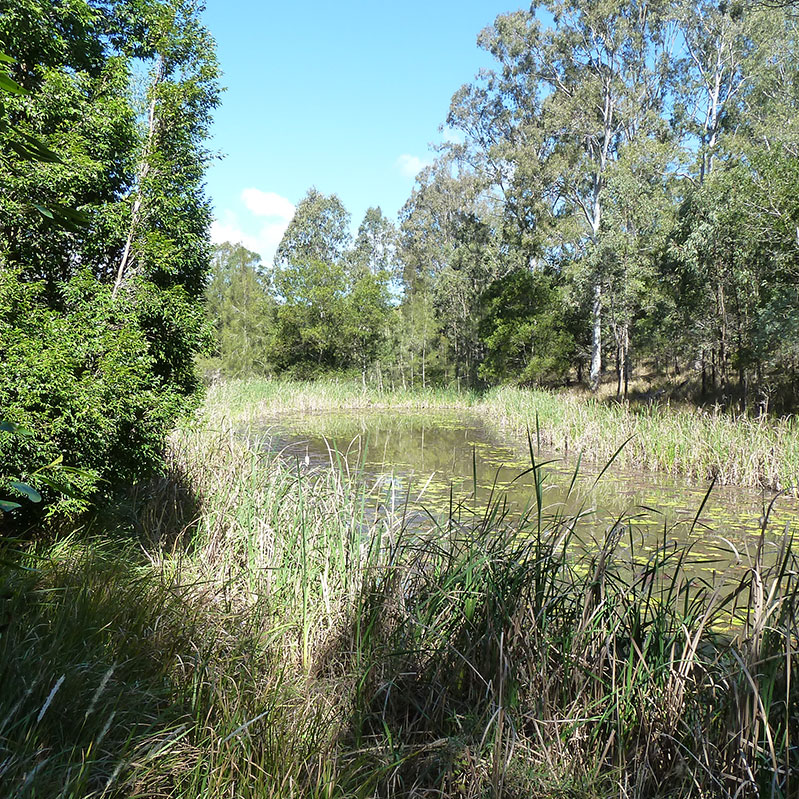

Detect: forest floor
1,378,796,798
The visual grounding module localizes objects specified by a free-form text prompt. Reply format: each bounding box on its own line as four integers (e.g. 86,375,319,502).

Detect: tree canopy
0,0,219,517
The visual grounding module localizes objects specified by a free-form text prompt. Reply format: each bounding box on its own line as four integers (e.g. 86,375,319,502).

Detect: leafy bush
0,269,199,517
0,1,218,520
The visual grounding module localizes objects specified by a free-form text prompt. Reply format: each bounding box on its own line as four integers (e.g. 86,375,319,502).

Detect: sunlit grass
202,377,477,424
1,385,797,797
485,385,799,491
206,377,799,491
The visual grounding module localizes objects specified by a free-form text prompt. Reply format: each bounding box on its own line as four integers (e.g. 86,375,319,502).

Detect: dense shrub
0,269,201,515
0,0,218,519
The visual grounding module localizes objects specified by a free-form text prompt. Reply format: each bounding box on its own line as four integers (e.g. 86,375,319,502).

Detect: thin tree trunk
422,337,426,390
711,348,717,389
701,348,707,396
113,57,164,298
589,283,602,391
623,324,631,397
719,284,728,388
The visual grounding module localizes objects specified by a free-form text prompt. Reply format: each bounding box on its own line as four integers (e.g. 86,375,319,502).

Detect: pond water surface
253,409,798,577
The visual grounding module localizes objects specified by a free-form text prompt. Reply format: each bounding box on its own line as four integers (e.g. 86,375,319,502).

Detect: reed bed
1,415,796,797
484,386,799,492
203,377,477,423
206,378,799,491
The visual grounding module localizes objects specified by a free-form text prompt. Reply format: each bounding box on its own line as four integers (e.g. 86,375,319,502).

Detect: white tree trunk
589,282,602,391
112,57,164,298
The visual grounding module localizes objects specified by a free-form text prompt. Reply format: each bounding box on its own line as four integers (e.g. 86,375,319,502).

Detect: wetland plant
0,424,796,797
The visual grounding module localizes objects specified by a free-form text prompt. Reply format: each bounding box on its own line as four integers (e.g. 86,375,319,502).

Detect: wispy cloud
396,153,429,178
440,126,465,145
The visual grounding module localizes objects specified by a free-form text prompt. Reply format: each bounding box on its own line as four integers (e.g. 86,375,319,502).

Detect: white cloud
241,188,295,220
211,190,296,264
396,153,429,178
210,211,264,255
210,210,288,264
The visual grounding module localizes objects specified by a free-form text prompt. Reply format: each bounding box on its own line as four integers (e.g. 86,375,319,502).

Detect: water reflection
253,409,797,576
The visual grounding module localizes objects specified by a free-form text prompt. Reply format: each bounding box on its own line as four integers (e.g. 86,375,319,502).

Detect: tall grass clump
483,385,799,491
1,416,797,797
339,488,799,796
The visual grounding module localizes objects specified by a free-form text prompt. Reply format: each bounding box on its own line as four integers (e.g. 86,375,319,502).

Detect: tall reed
1,417,796,797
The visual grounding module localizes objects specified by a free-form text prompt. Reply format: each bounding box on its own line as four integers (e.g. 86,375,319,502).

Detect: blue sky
204,0,525,263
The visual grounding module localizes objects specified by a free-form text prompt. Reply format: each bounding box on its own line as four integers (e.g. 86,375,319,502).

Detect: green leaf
0,420,33,437
0,73,26,95
6,124,62,163
33,475,86,501
33,204,55,219
9,482,42,503
0,500,22,513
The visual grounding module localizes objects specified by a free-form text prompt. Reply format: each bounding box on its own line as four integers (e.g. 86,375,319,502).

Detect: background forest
209,0,799,414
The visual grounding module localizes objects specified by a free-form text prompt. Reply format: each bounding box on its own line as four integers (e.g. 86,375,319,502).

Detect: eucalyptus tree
398,153,506,388
667,1,799,401
275,187,351,268
448,0,678,389
672,0,767,183
596,135,677,393
269,190,391,377
270,189,352,371
397,157,462,387
352,206,398,276
348,208,395,382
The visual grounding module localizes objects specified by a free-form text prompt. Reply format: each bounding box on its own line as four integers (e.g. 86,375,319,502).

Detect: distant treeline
209,0,799,413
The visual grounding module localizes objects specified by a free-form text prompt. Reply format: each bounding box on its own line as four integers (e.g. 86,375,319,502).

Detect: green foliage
275,186,351,267
396,156,509,387
270,257,352,373
478,269,579,385
195,1,799,402
0,269,186,515
0,0,219,518
383,0,799,401
254,191,393,377
205,243,273,377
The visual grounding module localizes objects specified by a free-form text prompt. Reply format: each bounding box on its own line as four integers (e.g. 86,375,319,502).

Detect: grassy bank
484,386,799,492
202,377,479,420
1,399,797,797
206,378,799,491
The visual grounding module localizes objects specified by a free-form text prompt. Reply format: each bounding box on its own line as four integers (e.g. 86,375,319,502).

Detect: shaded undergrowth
0,422,797,797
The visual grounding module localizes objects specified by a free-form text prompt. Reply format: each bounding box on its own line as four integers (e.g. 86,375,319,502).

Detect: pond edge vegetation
1,407,796,797
206,378,799,494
